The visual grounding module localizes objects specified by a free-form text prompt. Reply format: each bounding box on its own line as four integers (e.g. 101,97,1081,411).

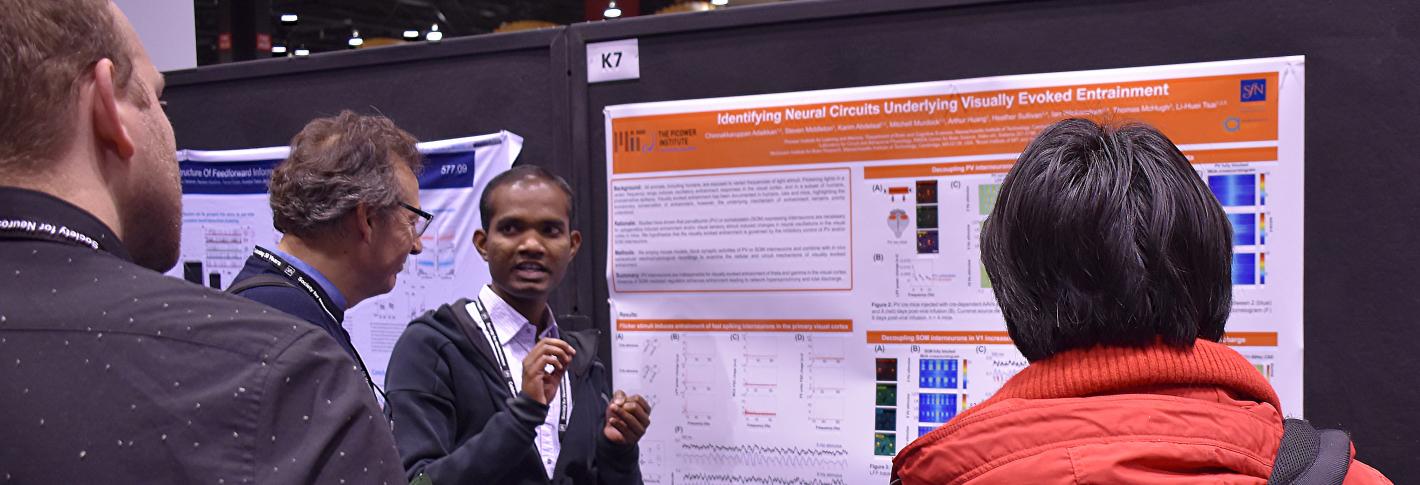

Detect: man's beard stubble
122,117,184,273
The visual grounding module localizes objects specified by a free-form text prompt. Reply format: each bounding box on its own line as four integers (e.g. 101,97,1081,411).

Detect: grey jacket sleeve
254,328,407,485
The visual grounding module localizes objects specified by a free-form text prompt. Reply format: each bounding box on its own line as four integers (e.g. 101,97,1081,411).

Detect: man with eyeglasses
228,110,429,400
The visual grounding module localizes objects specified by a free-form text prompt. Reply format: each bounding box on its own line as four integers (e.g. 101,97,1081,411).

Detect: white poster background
168,132,520,383
606,58,1303,484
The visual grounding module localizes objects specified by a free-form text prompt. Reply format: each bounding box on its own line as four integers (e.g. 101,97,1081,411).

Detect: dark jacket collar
0,187,130,260
239,247,347,325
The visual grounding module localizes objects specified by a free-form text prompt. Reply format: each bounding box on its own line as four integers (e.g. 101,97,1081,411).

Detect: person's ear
351,203,375,242
90,59,135,159
569,229,582,259
473,229,488,261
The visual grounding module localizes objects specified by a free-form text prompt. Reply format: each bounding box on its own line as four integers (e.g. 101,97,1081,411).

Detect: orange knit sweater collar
962,339,1281,421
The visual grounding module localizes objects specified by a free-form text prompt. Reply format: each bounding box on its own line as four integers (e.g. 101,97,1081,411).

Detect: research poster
168,132,520,383
605,57,1303,484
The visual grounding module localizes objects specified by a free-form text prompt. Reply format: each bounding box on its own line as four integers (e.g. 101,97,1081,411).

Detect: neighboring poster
169,132,521,383
605,57,1303,484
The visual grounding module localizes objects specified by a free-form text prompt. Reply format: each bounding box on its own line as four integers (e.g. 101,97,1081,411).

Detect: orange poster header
861,147,1279,180
864,160,1015,180
618,319,852,333
1220,332,1279,347
1186,147,1278,165
867,331,1012,345
866,330,1277,347
610,72,1279,174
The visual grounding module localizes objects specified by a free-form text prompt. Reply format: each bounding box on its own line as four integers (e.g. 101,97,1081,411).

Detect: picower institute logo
1240,79,1267,102
612,129,648,153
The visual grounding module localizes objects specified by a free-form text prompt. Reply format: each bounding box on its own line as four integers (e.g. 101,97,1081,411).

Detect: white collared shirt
467,285,572,479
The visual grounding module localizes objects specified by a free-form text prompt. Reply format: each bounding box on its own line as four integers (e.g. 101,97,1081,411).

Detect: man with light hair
228,110,429,400
0,1,406,482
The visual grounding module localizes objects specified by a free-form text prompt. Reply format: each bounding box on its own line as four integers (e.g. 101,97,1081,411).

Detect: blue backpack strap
1269,418,1351,485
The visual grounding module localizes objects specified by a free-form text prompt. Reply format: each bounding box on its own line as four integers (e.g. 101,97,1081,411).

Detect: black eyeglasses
399,202,434,237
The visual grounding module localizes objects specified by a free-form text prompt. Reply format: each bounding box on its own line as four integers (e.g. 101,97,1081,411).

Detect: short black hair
479,164,575,230
981,119,1232,362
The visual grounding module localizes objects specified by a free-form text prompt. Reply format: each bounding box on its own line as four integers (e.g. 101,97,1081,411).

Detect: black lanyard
0,218,103,250
251,246,343,326
250,246,389,408
472,296,568,433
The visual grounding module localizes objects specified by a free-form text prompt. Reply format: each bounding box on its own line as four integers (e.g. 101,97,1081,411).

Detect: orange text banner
611,73,1279,174
866,331,1278,347
618,319,853,333
1220,332,1279,347
867,331,1012,345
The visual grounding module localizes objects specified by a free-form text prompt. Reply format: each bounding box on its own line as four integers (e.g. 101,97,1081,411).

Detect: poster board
605,57,1303,483
169,132,521,383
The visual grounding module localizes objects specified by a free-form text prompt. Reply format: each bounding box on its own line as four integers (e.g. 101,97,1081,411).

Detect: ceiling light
711,0,728,5
426,24,443,42
604,1,622,18
294,48,310,57
403,30,419,39
279,13,298,24
271,45,288,54
348,30,363,47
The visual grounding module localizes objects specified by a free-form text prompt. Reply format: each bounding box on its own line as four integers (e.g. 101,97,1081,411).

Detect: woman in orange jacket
892,119,1390,484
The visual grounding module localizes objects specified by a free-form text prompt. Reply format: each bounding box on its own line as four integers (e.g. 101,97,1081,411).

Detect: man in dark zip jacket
385,165,650,484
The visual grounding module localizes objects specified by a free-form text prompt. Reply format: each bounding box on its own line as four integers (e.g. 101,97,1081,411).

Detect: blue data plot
1210,174,1257,207
919,358,959,389
918,393,959,423
1233,253,1257,285
1229,213,1257,246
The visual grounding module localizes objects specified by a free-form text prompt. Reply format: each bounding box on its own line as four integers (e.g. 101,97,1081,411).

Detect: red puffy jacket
893,340,1391,484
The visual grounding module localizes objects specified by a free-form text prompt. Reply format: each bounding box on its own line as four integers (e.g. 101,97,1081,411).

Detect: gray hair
268,110,422,237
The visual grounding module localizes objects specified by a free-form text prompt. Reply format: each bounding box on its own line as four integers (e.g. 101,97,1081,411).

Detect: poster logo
612,129,647,153
656,128,696,150
1240,79,1267,102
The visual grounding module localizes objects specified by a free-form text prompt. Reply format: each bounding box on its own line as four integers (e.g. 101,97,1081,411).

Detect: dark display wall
165,0,1420,479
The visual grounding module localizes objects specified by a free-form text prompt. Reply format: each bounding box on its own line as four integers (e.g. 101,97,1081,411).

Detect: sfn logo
1240,79,1266,102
